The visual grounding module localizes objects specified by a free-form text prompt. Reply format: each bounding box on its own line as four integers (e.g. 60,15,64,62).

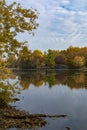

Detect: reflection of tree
17,70,87,90
0,71,44,129
46,72,57,87
73,73,85,84
0,72,46,129
55,72,67,85
20,77,30,89
33,80,44,87
18,71,45,88
0,82,16,106
0,70,87,129
0,83,11,107
0,72,21,106
64,71,87,89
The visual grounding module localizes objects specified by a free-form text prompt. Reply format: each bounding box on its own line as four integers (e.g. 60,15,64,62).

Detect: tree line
6,46,87,69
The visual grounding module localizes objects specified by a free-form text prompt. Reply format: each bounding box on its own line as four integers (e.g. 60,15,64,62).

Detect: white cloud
61,0,70,5
7,0,87,51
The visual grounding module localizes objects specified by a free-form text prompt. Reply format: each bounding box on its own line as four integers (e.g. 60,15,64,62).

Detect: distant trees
72,56,85,68
44,50,58,68
31,50,44,68
66,46,87,68
18,46,31,69
54,54,66,68
17,48,45,69
14,46,87,70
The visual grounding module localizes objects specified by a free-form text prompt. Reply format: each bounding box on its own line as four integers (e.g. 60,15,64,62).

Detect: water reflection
14,70,87,130
0,70,87,130
16,70,87,89
0,73,18,107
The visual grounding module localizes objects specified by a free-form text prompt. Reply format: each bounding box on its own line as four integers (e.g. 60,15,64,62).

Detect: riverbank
0,106,46,129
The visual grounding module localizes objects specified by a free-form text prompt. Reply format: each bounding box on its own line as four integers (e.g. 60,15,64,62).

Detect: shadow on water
0,70,87,129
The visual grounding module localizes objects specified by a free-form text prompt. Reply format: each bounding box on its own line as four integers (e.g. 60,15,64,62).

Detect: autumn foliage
6,46,87,69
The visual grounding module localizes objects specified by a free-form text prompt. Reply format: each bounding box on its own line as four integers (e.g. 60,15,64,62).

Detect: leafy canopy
0,1,38,57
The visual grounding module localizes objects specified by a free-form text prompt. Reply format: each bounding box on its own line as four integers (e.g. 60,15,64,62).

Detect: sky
7,0,87,51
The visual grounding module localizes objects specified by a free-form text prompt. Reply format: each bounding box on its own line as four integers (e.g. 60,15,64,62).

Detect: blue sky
7,0,87,51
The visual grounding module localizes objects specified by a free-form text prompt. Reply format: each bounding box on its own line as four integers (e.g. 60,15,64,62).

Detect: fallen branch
4,113,67,119
1,106,67,129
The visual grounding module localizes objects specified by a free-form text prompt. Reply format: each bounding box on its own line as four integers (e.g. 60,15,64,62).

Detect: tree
0,0,38,59
6,54,17,68
31,50,44,68
44,50,57,68
18,46,31,69
0,1,38,108
72,56,85,68
55,54,66,67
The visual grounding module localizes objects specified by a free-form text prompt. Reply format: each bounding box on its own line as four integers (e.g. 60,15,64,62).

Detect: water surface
6,70,87,130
